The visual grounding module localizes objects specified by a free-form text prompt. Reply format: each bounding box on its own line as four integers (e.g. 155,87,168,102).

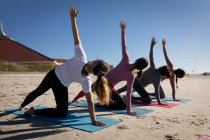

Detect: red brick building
0,22,65,64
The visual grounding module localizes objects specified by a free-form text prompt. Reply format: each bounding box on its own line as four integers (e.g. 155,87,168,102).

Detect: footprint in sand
117,125,130,130
164,134,179,140
190,118,207,126
119,118,123,122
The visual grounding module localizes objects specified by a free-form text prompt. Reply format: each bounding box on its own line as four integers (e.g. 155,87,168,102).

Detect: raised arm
149,37,157,68
162,39,173,71
162,39,176,100
69,4,80,46
120,21,129,60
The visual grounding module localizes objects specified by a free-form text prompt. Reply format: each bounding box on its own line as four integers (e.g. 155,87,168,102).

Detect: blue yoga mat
5,106,120,132
132,92,191,103
159,96,191,103
69,100,154,117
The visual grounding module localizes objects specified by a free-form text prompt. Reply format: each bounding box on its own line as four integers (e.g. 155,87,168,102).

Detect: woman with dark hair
19,4,110,126
117,37,172,104
71,21,148,116
160,38,185,100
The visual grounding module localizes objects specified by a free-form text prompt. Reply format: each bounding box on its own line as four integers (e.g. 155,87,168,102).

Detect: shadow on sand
0,112,69,140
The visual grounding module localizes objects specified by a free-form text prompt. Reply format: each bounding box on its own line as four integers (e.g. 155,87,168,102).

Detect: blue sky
1,0,210,74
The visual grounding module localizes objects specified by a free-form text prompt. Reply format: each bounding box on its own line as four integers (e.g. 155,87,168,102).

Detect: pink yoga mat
197,135,210,140
132,100,178,108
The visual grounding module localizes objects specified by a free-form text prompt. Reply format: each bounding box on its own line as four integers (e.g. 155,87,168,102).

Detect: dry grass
0,60,56,72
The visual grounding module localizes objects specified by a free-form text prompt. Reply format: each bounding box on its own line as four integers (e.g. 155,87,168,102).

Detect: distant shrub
0,60,56,72
202,72,210,76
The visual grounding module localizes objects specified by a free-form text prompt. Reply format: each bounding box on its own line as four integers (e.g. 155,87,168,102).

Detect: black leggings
132,78,152,103
99,89,126,110
21,69,68,118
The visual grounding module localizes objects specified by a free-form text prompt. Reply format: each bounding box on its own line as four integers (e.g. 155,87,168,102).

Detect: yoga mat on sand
197,135,210,140
131,100,178,108
5,106,120,132
69,100,154,117
159,96,191,103
132,92,191,103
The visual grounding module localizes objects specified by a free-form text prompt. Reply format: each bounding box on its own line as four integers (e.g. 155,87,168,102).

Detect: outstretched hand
162,38,166,47
69,4,79,18
120,20,126,30
92,120,106,126
151,37,157,47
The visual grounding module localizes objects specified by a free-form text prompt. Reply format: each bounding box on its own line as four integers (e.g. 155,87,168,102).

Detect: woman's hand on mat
69,4,79,18
129,111,136,116
158,101,162,105
92,120,106,126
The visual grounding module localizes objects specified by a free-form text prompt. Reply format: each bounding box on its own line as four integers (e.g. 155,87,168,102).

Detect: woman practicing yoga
71,21,148,115
117,37,172,104
158,38,185,100
19,4,110,126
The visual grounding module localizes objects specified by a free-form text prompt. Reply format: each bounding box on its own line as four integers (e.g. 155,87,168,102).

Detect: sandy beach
0,73,210,140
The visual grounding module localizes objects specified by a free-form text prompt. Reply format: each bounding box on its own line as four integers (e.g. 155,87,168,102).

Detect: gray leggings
117,78,166,103
149,86,166,98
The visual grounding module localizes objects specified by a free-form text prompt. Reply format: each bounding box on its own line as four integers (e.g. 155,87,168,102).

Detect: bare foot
24,107,35,115
19,106,23,110
19,105,31,111
25,105,30,109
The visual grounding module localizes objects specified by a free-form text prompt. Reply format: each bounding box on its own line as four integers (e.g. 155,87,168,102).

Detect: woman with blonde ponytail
71,21,148,116
92,61,110,106
93,75,110,106
19,4,110,126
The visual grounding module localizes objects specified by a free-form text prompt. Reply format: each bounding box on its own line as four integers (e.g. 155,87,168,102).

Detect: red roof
0,23,67,64
0,38,53,63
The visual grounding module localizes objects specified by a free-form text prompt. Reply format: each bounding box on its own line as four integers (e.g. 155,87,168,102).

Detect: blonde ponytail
94,75,110,105
91,60,110,105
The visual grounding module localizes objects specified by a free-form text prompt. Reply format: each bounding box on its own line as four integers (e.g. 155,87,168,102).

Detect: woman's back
106,59,133,86
138,66,161,87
